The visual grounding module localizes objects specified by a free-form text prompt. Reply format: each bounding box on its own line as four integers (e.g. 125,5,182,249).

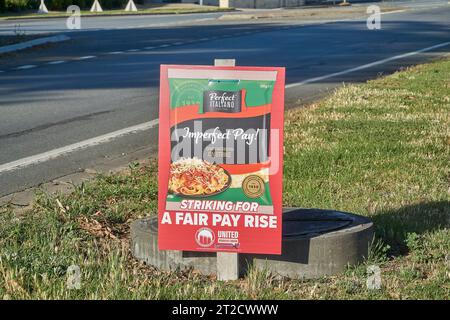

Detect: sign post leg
217,252,240,280
213,58,240,281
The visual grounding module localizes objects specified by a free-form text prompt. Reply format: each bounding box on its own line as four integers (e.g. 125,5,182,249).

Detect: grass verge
1,58,449,299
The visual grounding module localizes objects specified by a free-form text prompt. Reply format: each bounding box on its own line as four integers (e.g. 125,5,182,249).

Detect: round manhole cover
283,208,355,238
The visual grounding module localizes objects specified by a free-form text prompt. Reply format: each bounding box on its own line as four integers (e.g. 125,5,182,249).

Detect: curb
0,34,71,54
0,146,154,212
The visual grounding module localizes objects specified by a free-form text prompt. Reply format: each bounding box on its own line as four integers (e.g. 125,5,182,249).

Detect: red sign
158,64,285,254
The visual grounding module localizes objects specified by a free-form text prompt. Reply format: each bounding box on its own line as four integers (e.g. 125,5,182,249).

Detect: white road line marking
108,51,124,54
173,42,184,45
77,55,96,60
47,60,66,65
144,46,155,50
126,49,140,52
158,44,170,48
286,41,450,88
380,9,407,15
16,65,36,70
0,120,159,174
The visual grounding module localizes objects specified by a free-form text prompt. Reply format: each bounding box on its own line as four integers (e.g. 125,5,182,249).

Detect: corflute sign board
158,65,285,254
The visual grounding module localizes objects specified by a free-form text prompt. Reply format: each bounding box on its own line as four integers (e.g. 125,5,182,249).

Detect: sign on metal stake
157,59,285,280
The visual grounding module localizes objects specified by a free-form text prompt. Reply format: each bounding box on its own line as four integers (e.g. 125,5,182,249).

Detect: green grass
0,7,233,20
1,58,449,299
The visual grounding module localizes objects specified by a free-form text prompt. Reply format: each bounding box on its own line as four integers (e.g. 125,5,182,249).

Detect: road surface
0,0,449,197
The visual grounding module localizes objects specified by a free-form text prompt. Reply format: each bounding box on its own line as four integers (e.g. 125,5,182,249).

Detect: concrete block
130,208,374,279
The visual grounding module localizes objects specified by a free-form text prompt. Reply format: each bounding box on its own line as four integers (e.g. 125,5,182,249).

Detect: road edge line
286,41,450,88
0,119,158,174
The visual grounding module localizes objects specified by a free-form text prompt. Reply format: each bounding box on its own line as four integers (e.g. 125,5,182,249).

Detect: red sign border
157,64,285,255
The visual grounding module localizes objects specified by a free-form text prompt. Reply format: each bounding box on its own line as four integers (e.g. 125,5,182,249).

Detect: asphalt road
0,1,449,197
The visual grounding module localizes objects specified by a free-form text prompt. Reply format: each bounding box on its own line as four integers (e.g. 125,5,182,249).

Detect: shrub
4,0,34,12
47,0,128,11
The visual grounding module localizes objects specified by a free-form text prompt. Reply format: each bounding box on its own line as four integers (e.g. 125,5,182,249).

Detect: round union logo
195,228,215,247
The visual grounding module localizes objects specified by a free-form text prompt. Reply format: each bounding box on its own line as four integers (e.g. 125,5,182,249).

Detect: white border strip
168,68,278,81
0,119,159,174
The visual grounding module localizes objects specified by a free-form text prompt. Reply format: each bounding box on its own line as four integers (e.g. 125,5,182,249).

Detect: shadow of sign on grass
371,200,450,256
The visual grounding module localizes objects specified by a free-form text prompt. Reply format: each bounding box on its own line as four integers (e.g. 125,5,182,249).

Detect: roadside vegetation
0,57,449,299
